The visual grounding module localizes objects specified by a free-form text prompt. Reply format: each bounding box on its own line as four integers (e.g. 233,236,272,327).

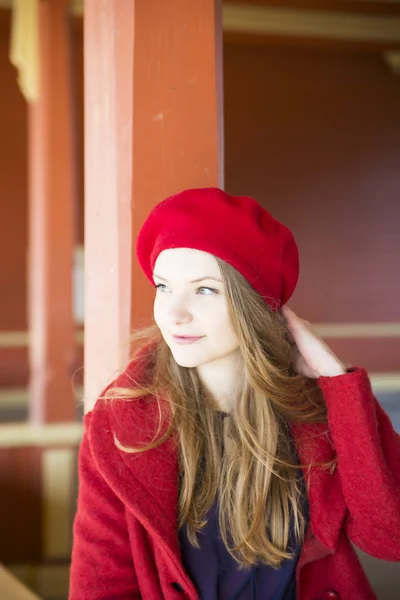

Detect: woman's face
153,248,240,369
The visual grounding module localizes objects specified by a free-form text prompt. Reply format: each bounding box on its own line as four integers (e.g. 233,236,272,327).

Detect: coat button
321,592,340,599
171,581,184,593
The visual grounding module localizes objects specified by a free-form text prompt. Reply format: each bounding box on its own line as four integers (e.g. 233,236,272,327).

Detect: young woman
69,187,400,600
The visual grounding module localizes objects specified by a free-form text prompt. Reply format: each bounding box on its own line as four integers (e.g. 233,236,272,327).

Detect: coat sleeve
318,368,400,561
69,413,141,599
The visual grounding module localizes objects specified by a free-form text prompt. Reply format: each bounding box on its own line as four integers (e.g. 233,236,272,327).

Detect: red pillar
83,1,134,412
84,0,224,412
28,0,76,423
130,0,225,331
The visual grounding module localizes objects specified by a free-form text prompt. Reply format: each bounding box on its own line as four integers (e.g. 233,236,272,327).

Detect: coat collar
88,396,346,585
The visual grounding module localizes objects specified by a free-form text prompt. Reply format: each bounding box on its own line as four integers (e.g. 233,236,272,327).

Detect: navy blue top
178,415,308,600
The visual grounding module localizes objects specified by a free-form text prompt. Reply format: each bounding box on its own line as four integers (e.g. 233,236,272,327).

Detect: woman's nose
167,298,192,324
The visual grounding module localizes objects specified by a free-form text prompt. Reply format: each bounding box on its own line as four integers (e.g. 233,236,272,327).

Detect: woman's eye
154,283,168,292
197,286,218,295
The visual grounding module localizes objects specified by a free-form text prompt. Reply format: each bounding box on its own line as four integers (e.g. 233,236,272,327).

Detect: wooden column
84,0,224,412
130,0,224,331
28,0,76,423
84,1,134,413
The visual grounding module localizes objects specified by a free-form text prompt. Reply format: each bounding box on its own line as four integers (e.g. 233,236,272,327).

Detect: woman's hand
282,306,346,379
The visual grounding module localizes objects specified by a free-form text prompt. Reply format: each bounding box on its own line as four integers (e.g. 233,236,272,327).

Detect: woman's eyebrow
153,274,222,283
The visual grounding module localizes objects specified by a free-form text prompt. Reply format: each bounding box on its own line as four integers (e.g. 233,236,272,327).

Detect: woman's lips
172,335,204,345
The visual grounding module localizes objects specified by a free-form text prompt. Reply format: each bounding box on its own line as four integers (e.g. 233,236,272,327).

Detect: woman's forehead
153,248,221,280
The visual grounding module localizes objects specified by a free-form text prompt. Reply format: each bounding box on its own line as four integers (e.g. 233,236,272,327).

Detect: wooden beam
83,1,135,412
223,4,400,44
28,0,76,423
225,0,400,17
130,0,224,332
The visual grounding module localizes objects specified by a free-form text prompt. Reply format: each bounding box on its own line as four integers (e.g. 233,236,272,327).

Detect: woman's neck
196,350,243,414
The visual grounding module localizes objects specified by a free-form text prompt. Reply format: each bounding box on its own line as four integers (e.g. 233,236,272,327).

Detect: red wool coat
69,365,400,600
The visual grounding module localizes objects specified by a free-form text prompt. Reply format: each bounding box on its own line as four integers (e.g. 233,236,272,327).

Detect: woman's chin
171,355,202,369
169,348,205,369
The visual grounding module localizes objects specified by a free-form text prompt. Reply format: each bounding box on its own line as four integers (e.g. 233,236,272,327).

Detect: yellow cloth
9,0,39,103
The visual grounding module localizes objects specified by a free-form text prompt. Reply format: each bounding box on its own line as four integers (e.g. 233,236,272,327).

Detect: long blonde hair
108,258,329,569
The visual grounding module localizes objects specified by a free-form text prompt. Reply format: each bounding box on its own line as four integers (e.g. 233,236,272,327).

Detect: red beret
136,187,299,310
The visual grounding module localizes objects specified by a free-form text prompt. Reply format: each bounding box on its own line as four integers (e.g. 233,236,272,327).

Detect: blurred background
0,0,399,598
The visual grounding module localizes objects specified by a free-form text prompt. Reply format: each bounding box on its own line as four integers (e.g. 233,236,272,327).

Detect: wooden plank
0,565,40,600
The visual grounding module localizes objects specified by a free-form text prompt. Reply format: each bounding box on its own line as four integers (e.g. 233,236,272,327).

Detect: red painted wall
224,42,400,368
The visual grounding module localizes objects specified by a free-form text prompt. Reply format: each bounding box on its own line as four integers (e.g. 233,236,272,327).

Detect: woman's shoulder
84,344,161,446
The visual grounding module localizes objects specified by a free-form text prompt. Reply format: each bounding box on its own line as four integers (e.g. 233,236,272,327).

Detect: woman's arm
318,368,400,562
69,414,141,599
282,306,400,561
